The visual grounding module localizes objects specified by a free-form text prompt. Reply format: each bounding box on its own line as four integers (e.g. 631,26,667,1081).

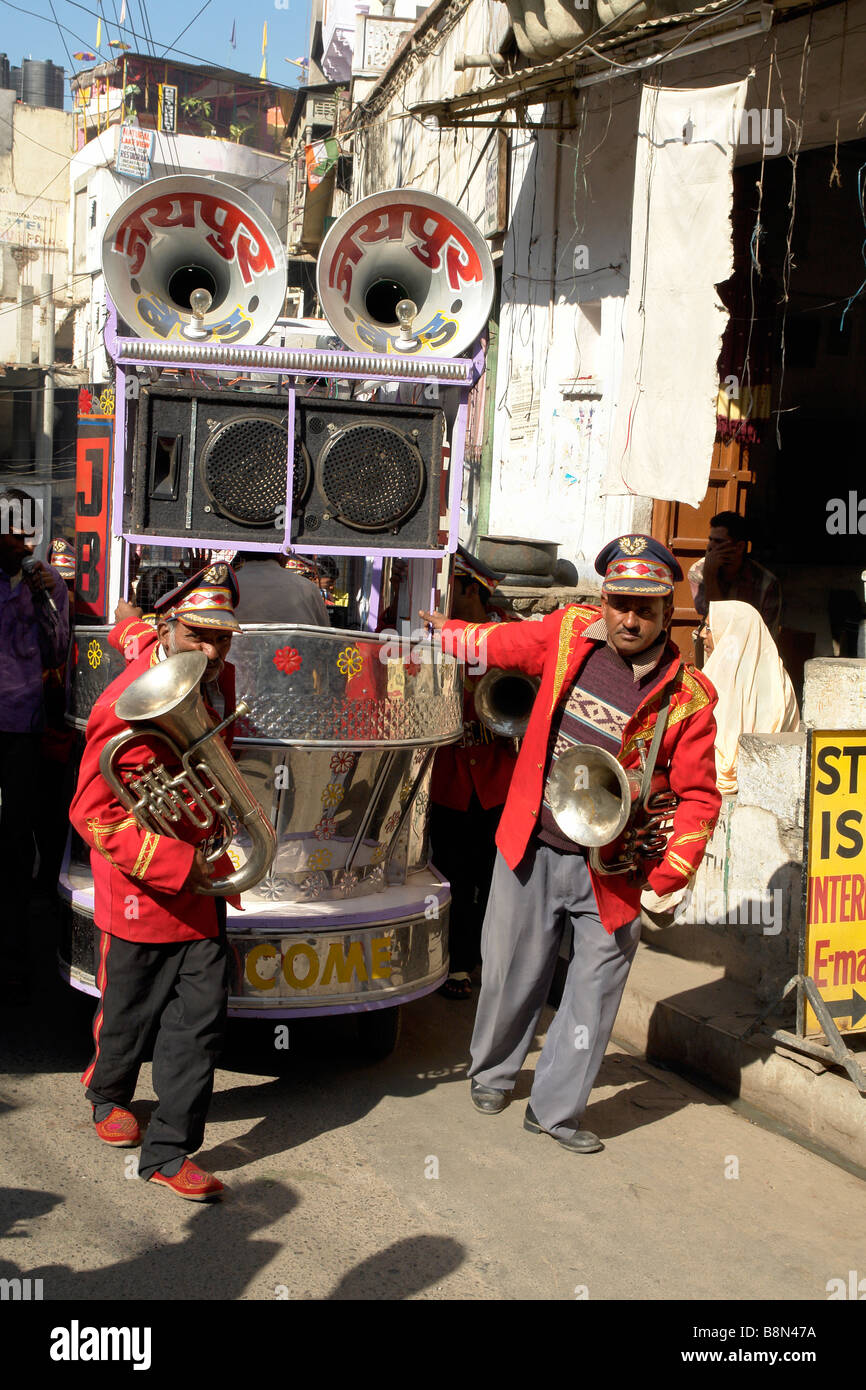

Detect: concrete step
615,939,866,1170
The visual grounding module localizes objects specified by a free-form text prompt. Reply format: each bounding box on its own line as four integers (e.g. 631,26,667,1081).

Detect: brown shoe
94,1107,141,1147
149,1159,225,1201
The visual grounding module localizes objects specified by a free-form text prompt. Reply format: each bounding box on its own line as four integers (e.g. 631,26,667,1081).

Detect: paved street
2,900,866,1305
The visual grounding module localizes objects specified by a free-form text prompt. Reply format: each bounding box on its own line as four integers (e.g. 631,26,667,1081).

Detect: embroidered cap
595,534,682,597
48,537,76,578
453,544,503,594
153,563,241,633
282,553,321,582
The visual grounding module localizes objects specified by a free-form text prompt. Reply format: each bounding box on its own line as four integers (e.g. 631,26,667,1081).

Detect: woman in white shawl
702,600,801,794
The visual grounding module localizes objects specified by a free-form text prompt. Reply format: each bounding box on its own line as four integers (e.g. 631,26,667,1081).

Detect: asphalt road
3,896,866,1307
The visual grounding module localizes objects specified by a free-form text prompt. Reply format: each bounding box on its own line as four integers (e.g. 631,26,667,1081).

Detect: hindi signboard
802,730,866,1035
116,124,155,181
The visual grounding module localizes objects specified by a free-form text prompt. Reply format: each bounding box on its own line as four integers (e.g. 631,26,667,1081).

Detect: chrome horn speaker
475,668,540,739
99,651,277,896
103,174,288,346
317,188,495,358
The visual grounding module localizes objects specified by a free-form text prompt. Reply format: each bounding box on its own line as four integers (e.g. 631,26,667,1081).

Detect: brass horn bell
547,744,636,848
99,651,276,896
474,668,540,739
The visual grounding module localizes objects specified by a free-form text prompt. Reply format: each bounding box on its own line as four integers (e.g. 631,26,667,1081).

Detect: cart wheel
356,1005,401,1060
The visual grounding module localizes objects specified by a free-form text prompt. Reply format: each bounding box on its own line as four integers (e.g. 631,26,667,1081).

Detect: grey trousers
468,844,641,1139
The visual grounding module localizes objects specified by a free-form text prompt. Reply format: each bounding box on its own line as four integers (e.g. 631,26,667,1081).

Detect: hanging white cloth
604,79,748,507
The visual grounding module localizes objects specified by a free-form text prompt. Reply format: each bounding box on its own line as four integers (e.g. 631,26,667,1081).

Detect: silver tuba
98,651,276,896
547,744,679,876
474,668,540,739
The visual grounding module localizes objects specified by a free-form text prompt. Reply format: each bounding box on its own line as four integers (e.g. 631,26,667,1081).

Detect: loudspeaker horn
102,174,288,347
317,188,495,358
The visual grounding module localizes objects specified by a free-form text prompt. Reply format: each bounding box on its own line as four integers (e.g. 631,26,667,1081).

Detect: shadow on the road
1,1179,298,1300
324,1235,465,1299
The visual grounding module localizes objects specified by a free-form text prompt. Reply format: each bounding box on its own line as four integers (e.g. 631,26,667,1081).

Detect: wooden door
652,438,754,662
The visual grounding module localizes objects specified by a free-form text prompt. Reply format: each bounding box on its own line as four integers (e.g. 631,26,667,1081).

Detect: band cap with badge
153,563,242,634
595,534,682,597
49,537,76,579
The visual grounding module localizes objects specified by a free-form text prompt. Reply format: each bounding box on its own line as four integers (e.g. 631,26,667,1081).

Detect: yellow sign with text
804,731,866,1035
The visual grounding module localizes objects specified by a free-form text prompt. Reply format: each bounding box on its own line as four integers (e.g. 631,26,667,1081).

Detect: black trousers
429,795,502,975
84,905,228,1180
0,731,40,971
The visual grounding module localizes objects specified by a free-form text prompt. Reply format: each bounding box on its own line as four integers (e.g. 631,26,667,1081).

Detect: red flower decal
273,646,302,675
78,387,93,416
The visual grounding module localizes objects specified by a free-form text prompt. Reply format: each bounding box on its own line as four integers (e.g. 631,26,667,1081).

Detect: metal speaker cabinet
130,385,446,550
130,385,303,544
293,396,445,550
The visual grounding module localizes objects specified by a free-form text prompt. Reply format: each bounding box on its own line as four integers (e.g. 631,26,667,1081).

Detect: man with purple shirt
0,488,70,995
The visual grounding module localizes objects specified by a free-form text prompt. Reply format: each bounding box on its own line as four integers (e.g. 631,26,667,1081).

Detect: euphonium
99,651,276,896
474,668,540,739
547,744,679,876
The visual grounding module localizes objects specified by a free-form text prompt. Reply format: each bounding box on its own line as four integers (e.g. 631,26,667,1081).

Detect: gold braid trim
116,619,141,650
671,820,714,848
548,607,582,715
665,849,696,879
620,665,711,760
86,815,137,867
459,621,494,664
131,831,160,880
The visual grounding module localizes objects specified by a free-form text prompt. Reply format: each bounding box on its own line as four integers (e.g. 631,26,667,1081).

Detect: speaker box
129,385,446,551
292,395,445,550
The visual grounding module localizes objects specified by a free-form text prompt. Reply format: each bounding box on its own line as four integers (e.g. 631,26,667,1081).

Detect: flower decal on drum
87,639,103,669
384,810,401,834
336,645,362,678
314,816,336,841
254,873,289,901
370,844,386,865
329,750,357,775
398,778,414,804
273,645,303,675
321,783,344,810
308,847,333,870
300,872,328,900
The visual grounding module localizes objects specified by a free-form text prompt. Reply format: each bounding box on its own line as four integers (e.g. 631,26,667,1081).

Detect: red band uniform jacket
68,618,239,944
430,672,517,811
440,604,722,933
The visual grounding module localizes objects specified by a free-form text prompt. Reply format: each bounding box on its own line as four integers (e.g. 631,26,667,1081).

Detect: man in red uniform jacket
70,564,242,1201
422,535,721,1153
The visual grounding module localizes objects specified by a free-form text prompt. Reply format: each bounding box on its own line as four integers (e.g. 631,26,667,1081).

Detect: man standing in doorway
688,512,781,635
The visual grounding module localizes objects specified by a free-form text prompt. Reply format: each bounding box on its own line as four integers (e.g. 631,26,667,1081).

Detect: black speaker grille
200,414,308,527
318,423,424,531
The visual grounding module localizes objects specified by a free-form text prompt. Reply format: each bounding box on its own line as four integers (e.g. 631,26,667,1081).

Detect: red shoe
94,1107,141,1147
149,1159,225,1201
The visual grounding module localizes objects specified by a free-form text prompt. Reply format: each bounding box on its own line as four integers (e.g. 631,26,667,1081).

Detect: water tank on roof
22,58,65,109
0,54,11,90
50,65,64,109
11,66,22,99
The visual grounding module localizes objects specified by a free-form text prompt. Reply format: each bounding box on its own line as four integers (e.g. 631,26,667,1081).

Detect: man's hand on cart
115,598,143,622
418,609,447,632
